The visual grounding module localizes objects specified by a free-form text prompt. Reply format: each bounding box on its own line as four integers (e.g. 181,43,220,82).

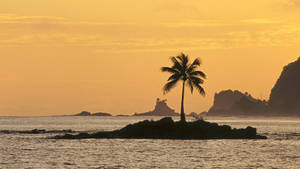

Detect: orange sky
0,0,300,116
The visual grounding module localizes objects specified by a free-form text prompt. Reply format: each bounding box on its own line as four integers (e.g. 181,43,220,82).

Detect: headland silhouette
205,57,300,117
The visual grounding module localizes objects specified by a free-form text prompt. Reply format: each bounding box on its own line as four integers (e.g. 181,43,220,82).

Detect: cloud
154,1,201,18
278,0,300,8
0,13,300,52
0,13,66,24
162,20,232,28
0,13,136,32
287,0,300,6
241,18,281,24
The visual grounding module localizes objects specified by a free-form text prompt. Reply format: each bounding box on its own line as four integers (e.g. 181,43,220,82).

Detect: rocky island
53,117,267,140
133,98,179,116
74,111,112,116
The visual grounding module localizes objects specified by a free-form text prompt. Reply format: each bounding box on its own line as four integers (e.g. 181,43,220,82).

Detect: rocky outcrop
74,111,92,116
134,98,179,116
205,90,270,116
116,115,130,117
93,112,112,116
53,117,267,140
74,111,112,116
269,57,300,115
0,129,74,134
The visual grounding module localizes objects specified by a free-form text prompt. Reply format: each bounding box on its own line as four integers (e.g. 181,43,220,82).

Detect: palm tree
161,53,206,123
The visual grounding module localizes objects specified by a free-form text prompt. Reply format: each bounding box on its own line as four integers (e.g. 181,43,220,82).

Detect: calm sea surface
0,116,299,169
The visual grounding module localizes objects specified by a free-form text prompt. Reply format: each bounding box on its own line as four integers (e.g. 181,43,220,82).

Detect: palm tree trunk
180,80,186,123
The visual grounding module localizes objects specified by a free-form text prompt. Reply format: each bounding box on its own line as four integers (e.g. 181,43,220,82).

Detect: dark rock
134,98,179,116
74,111,92,116
29,129,46,134
269,57,300,115
92,112,112,116
52,117,267,140
204,90,270,116
73,111,112,116
0,129,74,134
187,112,204,120
116,115,130,117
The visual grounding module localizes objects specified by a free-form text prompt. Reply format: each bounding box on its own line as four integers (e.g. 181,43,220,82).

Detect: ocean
0,116,299,169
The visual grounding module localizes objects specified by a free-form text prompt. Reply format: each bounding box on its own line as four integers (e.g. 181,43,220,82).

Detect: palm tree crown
161,53,206,122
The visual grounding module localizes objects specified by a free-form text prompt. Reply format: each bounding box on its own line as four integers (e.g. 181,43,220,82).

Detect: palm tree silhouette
161,53,206,122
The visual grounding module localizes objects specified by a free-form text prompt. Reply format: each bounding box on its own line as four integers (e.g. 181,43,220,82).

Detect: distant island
133,98,199,117
133,98,179,116
73,111,112,116
72,99,202,118
204,57,300,117
71,99,179,117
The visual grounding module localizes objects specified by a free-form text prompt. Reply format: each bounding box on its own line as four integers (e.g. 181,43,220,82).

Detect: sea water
0,116,299,169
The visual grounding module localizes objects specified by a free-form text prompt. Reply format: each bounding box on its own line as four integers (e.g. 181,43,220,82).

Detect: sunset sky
0,0,300,116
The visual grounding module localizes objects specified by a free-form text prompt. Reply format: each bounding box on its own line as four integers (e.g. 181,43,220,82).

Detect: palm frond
163,78,179,94
176,53,189,68
190,71,206,79
191,76,204,84
187,58,201,73
168,73,181,81
170,57,182,71
193,82,206,96
161,67,179,74
187,78,194,93
190,76,205,95
191,58,201,67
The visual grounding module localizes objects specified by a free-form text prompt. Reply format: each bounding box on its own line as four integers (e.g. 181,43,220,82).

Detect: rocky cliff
269,57,300,115
205,90,270,116
206,57,300,117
